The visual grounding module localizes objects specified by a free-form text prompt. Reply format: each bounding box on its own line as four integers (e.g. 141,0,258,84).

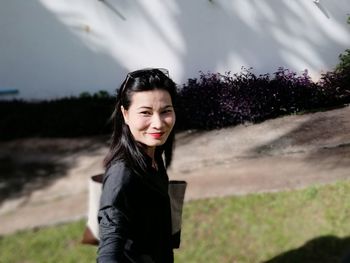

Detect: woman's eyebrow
137,105,173,110
137,106,153,110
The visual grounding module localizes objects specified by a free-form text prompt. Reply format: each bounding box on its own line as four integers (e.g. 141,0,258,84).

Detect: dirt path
0,106,350,235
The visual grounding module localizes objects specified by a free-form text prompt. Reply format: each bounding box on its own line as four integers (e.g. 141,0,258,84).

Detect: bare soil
0,105,350,235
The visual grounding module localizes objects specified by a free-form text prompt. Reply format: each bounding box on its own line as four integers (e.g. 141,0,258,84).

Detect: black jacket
97,160,174,263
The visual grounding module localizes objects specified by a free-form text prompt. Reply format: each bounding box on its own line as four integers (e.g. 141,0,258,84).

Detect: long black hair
104,68,177,174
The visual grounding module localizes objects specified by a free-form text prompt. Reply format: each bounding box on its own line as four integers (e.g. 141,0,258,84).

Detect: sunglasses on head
127,68,169,78
120,68,169,94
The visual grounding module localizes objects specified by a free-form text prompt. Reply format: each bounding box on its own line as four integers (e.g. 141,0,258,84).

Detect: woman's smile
148,132,165,139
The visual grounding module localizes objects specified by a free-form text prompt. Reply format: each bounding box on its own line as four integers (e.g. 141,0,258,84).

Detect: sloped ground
0,105,349,235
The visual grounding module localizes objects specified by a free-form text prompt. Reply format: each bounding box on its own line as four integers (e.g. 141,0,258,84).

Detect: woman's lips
149,132,164,139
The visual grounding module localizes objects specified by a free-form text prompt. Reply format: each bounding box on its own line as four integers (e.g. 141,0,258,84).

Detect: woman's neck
136,142,158,170
144,146,155,159
144,147,157,169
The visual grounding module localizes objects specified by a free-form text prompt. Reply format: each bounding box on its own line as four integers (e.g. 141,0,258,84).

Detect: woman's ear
121,106,129,125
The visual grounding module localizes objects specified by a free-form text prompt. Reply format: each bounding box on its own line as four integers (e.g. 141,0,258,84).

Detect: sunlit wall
0,0,349,99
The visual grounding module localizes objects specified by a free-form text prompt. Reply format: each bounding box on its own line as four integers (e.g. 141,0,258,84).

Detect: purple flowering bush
176,67,350,130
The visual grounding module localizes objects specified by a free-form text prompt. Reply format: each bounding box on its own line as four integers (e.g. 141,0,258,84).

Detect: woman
97,68,177,262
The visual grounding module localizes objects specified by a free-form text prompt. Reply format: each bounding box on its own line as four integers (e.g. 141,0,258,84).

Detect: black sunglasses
127,68,169,78
120,68,169,94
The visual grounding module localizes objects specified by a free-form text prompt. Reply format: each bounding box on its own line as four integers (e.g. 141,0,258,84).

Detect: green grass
1,180,350,263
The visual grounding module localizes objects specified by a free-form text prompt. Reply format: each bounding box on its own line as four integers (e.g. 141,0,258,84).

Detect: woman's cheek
136,117,150,130
167,115,176,127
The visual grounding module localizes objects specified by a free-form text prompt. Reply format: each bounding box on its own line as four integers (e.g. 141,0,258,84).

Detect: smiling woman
98,68,179,263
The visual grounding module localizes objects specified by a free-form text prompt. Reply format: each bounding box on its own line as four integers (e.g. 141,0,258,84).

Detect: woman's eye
140,111,151,115
162,109,173,114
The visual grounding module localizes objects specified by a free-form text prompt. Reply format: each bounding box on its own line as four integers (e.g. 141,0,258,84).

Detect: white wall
0,0,349,100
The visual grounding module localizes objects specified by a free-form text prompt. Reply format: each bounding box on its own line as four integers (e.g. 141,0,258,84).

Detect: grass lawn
1,180,350,263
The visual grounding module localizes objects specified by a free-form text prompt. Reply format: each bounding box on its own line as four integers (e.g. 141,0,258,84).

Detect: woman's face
121,89,176,155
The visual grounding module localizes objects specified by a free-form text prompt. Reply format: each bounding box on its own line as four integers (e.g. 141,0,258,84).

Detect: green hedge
0,96,114,140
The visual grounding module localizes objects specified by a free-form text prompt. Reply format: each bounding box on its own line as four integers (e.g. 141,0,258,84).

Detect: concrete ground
0,105,350,236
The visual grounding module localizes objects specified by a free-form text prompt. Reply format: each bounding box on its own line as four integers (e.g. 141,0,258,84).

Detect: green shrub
335,16,350,73
337,49,350,73
0,91,115,140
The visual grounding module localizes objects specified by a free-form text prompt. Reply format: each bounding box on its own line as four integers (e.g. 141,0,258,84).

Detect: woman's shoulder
103,159,135,187
100,160,139,206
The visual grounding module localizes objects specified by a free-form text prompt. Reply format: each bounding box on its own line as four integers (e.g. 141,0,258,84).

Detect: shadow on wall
263,235,350,263
95,0,350,81
0,1,125,99
174,0,350,79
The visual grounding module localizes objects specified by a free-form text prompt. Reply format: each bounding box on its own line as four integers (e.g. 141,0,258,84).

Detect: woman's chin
144,139,166,147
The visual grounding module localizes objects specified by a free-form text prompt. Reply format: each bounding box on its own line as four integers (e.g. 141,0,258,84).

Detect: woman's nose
151,114,163,129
